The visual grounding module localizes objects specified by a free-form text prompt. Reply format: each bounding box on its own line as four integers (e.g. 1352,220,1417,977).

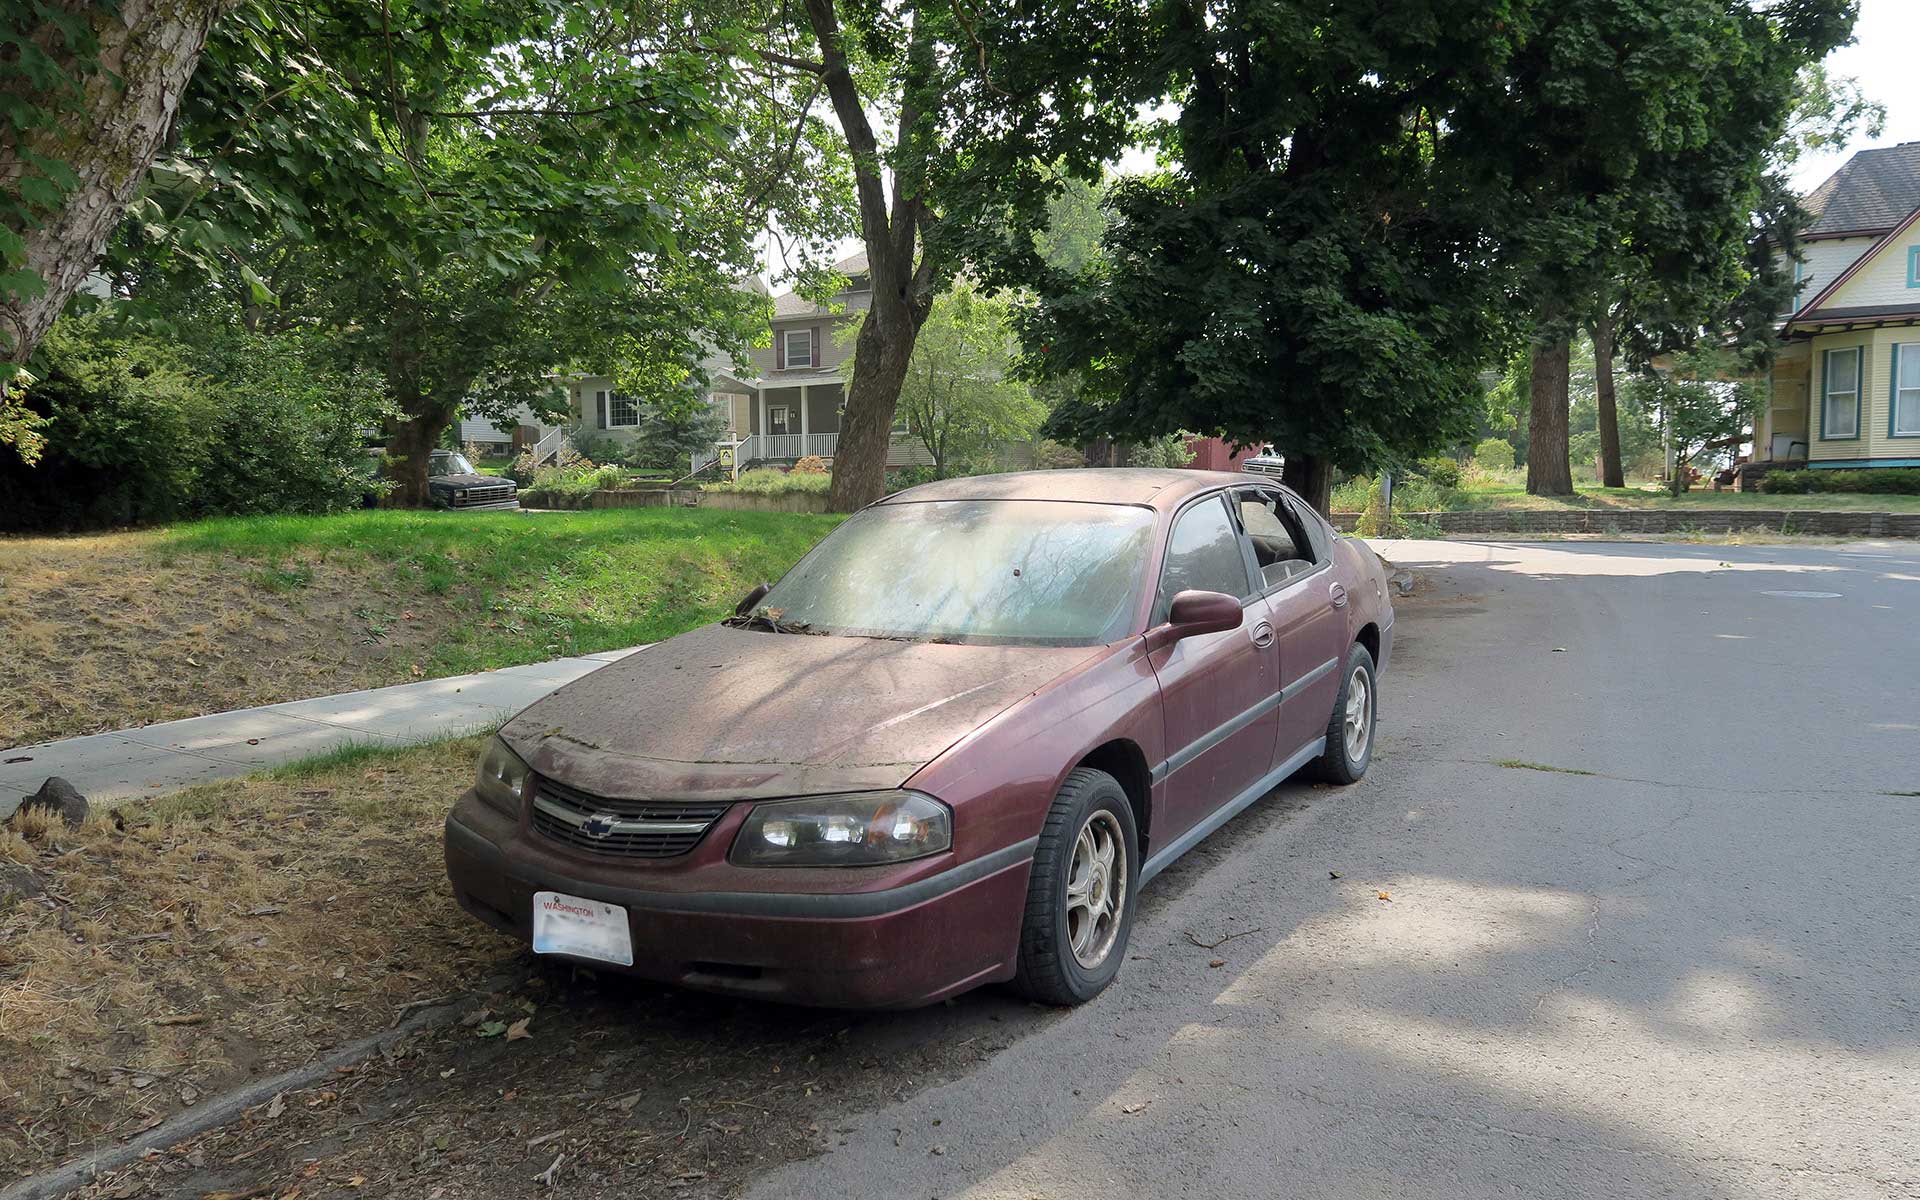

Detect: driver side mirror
734,582,771,616
1144,589,1243,652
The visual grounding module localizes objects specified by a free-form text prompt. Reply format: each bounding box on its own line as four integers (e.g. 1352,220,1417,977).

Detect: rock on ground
17,776,88,827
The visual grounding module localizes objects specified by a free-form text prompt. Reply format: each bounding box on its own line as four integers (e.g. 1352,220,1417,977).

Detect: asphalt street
743,538,1920,1200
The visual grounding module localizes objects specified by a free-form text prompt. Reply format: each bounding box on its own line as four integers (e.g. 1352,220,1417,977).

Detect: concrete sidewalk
0,647,648,818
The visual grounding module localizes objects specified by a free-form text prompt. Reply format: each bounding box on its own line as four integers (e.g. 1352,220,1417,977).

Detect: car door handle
1249,619,1275,649
1328,582,1349,609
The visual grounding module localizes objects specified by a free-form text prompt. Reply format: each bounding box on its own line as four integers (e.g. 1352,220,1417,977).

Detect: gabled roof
1803,143,1920,237
770,249,872,319
1787,202,1920,330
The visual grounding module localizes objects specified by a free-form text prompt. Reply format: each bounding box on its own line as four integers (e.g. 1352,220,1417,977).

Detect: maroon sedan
445,469,1393,1008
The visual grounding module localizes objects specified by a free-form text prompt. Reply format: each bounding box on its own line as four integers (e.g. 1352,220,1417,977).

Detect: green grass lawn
163,507,843,675
5,507,840,746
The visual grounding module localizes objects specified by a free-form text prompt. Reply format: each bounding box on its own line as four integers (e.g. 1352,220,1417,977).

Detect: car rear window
750,500,1155,645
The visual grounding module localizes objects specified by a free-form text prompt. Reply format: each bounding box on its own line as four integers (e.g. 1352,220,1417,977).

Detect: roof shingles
1803,142,1920,237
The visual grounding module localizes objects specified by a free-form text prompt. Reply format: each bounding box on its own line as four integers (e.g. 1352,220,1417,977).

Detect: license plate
531,891,633,967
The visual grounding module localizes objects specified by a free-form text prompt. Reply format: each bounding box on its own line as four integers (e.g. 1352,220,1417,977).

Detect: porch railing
531,425,568,466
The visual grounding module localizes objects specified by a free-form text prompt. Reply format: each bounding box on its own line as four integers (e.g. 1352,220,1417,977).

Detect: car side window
1287,497,1334,562
1236,488,1318,591
1157,495,1254,620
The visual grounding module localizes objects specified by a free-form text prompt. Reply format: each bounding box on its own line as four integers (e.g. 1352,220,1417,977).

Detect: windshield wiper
723,612,828,636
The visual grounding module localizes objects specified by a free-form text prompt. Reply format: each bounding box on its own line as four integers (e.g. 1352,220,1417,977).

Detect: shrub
1331,471,1460,516
1759,467,1920,495
1415,455,1463,489
1473,437,1515,472
1128,431,1197,468
1033,439,1085,469
886,464,941,491
191,333,391,517
529,462,627,498
0,319,209,530
792,455,829,475
705,468,830,495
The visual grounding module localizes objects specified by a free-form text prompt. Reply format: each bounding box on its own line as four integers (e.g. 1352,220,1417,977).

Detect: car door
1232,486,1348,764
1147,493,1280,845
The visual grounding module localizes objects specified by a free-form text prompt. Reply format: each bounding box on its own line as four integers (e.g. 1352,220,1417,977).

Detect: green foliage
1474,438,1515,472
1414,457,1463,489
529,463,627,498
1627,353,1761,497
1128,432,1197,469
626,398,727,473
859,284,1044,477
1758,468,1920,496
704,468,830,495
187,333,393,517
0,315,393,529
0,320,208,528
1032,440,1085,470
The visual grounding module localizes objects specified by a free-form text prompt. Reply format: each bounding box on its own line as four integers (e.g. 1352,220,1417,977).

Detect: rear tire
1012,768,1139,1006
1309,642,1377,784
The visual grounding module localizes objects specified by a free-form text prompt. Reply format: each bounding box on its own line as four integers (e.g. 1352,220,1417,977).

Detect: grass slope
0,737,509,1176
1,508,839,748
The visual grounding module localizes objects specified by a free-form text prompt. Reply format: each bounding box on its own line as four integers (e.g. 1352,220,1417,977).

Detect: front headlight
475,736,532,813
730,791,951,866
454,488,468,502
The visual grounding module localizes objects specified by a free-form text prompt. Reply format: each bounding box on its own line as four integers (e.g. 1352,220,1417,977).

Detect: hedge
1757,467,1920,496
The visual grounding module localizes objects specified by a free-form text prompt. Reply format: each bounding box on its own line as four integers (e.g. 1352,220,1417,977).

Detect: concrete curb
1,974,513,1200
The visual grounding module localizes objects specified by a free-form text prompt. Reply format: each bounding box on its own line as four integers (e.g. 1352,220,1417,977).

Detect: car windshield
432,451,476,475
747,500,1155,646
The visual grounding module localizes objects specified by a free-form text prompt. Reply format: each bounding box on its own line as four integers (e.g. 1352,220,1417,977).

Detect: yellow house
1764,144,1920,471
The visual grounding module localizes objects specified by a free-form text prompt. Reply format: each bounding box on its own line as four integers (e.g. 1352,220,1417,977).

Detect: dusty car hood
499,624,1100,800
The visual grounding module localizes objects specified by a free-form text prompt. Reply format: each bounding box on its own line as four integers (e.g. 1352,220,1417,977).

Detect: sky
764,0,1920,285
1789,0,1920,195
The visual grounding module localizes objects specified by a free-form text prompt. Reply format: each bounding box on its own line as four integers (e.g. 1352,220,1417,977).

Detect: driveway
61,539,1920,1200
742,538,1920,1199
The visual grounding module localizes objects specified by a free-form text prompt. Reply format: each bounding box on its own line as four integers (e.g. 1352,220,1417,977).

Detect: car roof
877,468,1265,511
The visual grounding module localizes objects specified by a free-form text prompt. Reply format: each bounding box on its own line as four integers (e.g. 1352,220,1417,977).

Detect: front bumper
444,796,1032,1008
444,498,521,512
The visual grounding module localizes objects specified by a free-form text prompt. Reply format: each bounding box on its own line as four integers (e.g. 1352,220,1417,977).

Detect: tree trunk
1591,313,1625,489
384,403,453,507
1281,453,1334,517
1525,336,1574,496
829,311,920,509
806,0,939,512
1,0,226,369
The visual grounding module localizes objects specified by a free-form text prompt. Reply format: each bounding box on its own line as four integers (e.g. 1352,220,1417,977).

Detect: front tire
1310,642,1377,784
1012,768,1139,1006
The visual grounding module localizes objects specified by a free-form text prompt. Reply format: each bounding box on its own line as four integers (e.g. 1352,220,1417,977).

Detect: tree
118,0,840,504
1,0,228,459
881,284,1042,477
1630,352,1760,498
1472,1,1857,496
628,398,728,473
977,2,1519,514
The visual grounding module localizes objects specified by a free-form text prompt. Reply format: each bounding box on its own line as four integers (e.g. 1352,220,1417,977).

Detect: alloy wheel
1064,810,1126,969
1343,666,1373,763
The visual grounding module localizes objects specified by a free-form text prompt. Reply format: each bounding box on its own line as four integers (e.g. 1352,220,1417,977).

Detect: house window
1821,347,1861,439
607,393,639,428
1785,258,1807,315
1897,344,1920,437
768,405,791,435
1908,247,1920,289
783,328,814,369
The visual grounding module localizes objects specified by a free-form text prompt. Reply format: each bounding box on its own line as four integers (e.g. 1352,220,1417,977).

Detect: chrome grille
530,777,729,858
453,483,516,506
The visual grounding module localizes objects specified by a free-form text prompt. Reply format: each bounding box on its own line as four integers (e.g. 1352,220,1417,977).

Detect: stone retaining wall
1328,509,1920,538
557,487,833,514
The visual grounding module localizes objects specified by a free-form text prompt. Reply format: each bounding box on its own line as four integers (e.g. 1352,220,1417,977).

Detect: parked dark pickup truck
361,449,521,511
426,450,520,511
